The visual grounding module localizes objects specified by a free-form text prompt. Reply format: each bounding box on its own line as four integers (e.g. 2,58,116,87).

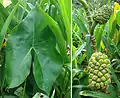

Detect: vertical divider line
71,0,72,98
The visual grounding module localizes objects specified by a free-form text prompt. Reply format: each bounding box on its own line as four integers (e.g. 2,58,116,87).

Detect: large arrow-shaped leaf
6,7,63,95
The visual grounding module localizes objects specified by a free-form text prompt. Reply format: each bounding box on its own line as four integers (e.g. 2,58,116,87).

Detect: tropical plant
72,0,120,98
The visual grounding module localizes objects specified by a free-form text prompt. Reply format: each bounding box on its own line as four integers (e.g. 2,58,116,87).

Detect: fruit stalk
78,0,93,32
90,22,98,52
78,0,97,52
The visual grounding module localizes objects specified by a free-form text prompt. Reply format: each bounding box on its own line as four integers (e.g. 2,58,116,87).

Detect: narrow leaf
57,0,71,44
116,11,120,25
94,25,104,51
80,91,113,98
72,43,85,61
0,2,19,47
85,34,93,60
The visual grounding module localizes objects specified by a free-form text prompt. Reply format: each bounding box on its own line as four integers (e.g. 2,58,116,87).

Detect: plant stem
90,35,96,52
60,93,63,98
78,0,92,32
90,21,98,35
78,0,98,52
90,22,98,52
78,0,88,10
57,0,71,45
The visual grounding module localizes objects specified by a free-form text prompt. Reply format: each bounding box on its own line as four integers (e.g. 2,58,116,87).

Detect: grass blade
0,2,19,47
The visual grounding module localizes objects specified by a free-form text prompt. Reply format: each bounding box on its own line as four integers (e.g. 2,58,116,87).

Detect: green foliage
79,90,115,98
0,0,71,97
0,3,19,47
72,0,120,98
116,11,120,25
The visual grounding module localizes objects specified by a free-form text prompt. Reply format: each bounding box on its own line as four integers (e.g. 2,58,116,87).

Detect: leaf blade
0,2,19,47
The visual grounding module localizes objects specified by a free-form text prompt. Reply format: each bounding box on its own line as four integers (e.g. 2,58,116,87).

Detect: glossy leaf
6,7,63,95
38,7,66,58
33,27,63,94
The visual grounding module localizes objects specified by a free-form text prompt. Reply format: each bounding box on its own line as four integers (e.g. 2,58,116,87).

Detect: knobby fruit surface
87,52,111,90
93,5,113,24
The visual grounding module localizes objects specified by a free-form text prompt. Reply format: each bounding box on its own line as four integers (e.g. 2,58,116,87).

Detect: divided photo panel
72,0,120,98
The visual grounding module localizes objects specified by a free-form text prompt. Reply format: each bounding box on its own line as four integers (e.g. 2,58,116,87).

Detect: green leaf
33,27,63,94
57,0,71,44
108,85,118,98
116,11,120,25
0,47,5,88
0,0,3,4
109,20,117,39
111,67,120,92
79,91,113,98
39,0,49,9
0,95,18,98
72,43,85,61
72,85,89,89
0,16,4,31
64,0,71,21
0,3,8,20
11,0,18,4
18,0,28,23
72,9,88,35
85,34,93,60
0,2,19,47
73,16,88,36
94,25,104,51
6,46,32,88
38,6,66,59
6,7,63,95
55,66,71,94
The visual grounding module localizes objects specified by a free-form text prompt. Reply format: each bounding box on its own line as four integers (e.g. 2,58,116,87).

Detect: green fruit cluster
93,5,113,24
87,52,111,90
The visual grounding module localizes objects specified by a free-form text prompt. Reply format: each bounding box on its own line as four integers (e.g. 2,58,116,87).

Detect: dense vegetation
0,0,71,98
72,0,120,98
0,0,120,98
